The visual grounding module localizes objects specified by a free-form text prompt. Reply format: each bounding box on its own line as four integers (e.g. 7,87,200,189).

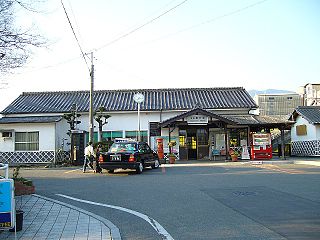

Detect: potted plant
229,149,240,162
168,153,176,164
168,140,177,164
12,166,35,196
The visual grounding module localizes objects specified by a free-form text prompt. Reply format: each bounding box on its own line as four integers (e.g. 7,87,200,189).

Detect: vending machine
250,133,272,160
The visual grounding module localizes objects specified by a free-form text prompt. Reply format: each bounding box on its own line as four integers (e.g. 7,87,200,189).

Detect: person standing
83,141,96,173
94,144,103,173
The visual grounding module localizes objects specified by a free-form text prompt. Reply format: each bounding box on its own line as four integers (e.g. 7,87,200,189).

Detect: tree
94,106,111,142
63,104,81,133
0,0,46,73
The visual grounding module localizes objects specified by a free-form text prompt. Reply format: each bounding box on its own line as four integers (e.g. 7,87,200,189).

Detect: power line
95,0,189,51
17,0,187,74
97,0,178,50
60,0,90,73
134,0,269,47
16,0,267,75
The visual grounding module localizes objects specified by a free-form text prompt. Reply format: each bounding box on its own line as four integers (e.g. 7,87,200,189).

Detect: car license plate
111,155,121,161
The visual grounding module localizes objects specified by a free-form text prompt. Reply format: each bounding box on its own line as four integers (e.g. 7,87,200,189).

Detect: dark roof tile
1,87,257,114
294,106,320,124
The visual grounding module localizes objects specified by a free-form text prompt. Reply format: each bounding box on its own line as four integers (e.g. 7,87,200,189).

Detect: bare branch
0,0,47,73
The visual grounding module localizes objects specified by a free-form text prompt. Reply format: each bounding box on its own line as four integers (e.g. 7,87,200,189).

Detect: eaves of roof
0,116,62,124
290,106,320,124
160,108,237,127
222,115,294,128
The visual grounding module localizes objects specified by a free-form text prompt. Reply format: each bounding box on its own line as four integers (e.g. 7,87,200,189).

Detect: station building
0,87,291,164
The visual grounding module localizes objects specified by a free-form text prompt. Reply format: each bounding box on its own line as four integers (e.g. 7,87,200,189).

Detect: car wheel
152,159,160,169
136,162,143,174
108,169,114,173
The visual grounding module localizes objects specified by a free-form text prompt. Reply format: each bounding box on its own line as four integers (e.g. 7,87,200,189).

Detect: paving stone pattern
0,195,113,240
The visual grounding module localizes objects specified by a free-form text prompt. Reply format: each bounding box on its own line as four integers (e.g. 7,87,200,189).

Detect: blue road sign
0,179,14,229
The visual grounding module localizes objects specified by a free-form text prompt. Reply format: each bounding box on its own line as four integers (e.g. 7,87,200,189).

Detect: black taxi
99,139,160,174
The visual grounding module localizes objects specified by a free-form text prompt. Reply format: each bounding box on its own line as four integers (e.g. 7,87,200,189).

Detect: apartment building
299,83,320,106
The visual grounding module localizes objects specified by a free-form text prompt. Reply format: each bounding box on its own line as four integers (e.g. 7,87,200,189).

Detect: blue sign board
0,179,14,229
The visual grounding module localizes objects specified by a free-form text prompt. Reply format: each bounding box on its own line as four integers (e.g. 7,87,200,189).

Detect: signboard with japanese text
187,115,209,125
0,179,15,229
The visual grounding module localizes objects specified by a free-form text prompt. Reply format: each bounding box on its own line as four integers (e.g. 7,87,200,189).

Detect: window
94,131,123,141
296,125,307,136
108,142,136,153
125,131,148,142
197,129,208,145
179,130,187,147
15,132,39,151
269,97,275,101
138,143,151,153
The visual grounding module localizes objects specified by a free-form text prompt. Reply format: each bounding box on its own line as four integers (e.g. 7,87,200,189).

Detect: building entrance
179,128,209,160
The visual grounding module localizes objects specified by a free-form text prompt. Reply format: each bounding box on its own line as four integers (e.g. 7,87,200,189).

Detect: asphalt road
16,162,320,240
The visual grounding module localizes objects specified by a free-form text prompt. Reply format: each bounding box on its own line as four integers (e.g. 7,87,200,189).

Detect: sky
0,0,319,111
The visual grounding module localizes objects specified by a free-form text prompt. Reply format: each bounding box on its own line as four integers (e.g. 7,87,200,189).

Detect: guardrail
0,163,9,179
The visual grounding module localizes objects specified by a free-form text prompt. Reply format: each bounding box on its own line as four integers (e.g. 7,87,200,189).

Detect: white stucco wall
291,115,317,142
0,123,56,151
76,110,180,134
55,119,71,151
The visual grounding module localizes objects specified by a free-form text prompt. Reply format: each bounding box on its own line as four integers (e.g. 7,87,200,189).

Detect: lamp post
133,93,145,141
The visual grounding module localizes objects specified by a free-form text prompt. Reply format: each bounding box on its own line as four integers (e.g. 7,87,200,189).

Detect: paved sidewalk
0,194,121,240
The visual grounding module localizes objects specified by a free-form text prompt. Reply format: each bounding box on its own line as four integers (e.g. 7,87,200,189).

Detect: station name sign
186,115,209,125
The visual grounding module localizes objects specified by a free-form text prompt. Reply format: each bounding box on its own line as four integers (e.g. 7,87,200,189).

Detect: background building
254,93,302,119
299,83,320,106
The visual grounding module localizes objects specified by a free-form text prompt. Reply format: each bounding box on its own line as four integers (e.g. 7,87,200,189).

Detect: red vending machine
250,133,272,160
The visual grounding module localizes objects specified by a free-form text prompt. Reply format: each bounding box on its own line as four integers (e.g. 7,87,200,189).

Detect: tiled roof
160,108,236,127
0,116,62,124
159,107,292,128
1,87,257,114
223,115,292,126
293,106,320,124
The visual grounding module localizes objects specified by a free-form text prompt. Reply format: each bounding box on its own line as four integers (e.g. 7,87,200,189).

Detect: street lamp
133,93,145,141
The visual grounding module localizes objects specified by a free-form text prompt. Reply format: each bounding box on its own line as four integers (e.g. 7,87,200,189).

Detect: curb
294,161,320,167
33,194,121,240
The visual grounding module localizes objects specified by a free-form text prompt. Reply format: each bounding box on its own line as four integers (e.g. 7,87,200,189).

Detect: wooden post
224,125,229,160
281,126,285,160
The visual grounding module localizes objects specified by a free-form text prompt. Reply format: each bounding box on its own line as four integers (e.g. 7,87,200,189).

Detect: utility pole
89,52,94,143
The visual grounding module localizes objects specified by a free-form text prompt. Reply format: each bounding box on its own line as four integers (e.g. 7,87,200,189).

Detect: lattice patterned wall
291,140,320,156
164,152,179,160
0,151,55,164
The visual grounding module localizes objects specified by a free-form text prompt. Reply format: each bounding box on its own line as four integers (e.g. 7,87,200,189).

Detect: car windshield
108,143,136,153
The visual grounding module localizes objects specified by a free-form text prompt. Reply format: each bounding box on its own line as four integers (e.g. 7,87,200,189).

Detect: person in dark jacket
94,144,103,173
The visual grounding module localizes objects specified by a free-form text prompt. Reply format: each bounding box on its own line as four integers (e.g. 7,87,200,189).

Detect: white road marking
56,193,174,240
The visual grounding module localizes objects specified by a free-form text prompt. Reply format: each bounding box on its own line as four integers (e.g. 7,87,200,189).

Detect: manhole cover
233,191,257,196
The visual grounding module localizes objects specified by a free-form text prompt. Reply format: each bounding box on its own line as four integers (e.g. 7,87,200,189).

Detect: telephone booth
250,133,272,160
